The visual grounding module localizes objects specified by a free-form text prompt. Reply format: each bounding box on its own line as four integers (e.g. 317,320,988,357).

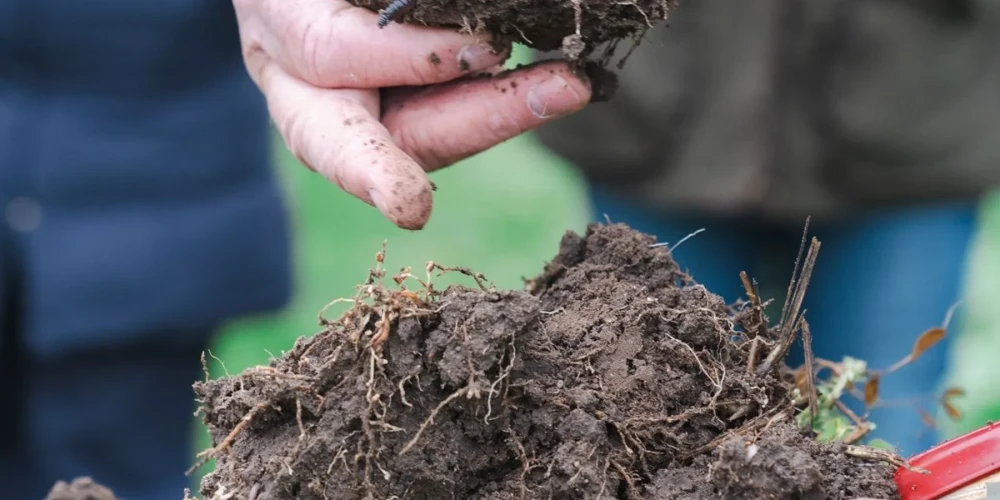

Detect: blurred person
536,1,1000,457
0,0,591,498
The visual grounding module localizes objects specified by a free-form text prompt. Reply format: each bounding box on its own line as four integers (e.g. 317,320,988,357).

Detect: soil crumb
193,223,899,500
44,477,118,500
347,0,674,61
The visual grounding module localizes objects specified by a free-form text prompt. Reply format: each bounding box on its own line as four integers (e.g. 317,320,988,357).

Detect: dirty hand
233,0,593,229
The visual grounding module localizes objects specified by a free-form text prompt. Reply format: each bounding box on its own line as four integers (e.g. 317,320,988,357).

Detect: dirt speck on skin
193,223,899,500
348,0,674,62
44,477,118,500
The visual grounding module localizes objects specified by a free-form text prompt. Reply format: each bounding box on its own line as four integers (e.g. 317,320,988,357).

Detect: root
398,375,416,408
662,329,721,390
399,386,471,455
427,262,490,291
296,396,306,440
511,24,533,44
570,0,583,36
485,337,517,424
611,460,640,498
614,0,653,28
187,402,269,476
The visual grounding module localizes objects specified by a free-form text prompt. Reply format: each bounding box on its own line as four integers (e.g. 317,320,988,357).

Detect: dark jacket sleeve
534,0,1000,219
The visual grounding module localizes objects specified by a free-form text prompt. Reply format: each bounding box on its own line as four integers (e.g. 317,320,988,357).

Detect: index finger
256,0,511,89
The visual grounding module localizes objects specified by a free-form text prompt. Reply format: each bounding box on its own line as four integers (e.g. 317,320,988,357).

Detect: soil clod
192,223,900,499
44,477,118,500
347,0,675,62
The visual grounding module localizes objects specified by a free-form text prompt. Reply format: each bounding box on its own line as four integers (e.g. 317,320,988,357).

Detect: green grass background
191,48,1000,482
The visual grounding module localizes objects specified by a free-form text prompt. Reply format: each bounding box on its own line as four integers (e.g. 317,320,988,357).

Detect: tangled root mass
193,223,898,500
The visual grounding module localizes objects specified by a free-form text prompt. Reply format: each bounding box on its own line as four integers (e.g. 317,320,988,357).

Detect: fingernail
528,75,585,119
457,44,506,72
369,188,389,214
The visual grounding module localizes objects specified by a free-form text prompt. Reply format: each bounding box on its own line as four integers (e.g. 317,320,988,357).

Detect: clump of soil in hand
346,0,674,61
44,477,118,500
192,223,899,500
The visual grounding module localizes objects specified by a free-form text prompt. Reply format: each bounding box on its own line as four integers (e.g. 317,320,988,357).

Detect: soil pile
44,477,118,500
346,0,674,60
193,223,898,499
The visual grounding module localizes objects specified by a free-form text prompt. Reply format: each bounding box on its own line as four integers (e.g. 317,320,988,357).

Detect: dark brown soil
346,0,674,61
193,223,899,500
44,477,118,500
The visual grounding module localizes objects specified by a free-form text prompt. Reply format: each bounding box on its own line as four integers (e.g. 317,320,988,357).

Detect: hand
232,0,594,229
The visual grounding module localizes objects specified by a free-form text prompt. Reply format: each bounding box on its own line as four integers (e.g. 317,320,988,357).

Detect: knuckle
289,10,350,87
404,55,441,86
390,126,439,169
274,105,315,169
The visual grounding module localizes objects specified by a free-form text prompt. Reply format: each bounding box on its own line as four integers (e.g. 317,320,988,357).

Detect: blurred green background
192,48,1000,483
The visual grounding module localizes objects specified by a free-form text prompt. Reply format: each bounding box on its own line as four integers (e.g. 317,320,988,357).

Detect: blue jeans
590,187,978,457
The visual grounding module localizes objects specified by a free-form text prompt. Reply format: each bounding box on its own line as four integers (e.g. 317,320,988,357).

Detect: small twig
428,263,489,291
845,445,929,474
296,396,306,440
942,299,964,330
746,337,761,376
682,406,791,459
802,319,818,426
844,423,873,444
835,400,865,428
778,218,811,332
757,237,821,376
740,271,767,375
814,358,843,375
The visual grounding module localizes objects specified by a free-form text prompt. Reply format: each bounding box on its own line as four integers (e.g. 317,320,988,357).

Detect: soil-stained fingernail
527,75,586,119
457,44,507,72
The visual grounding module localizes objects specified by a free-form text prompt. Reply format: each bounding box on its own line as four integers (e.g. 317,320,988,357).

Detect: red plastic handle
895,421,1000,500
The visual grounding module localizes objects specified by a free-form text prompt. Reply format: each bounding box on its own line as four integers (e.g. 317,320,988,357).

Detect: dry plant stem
428,263,489,291
802,319,818,424
777,218,811,335
740,271,767,375
844,423,873,445
835,400,865,429
845,445,929,475
681,406,792,459
757,236,821,376
746,337,761,376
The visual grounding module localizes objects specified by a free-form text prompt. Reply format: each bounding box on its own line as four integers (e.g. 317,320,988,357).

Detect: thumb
262,61,434,229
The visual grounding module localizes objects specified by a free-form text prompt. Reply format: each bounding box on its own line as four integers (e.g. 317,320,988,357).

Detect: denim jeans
589,186,978,457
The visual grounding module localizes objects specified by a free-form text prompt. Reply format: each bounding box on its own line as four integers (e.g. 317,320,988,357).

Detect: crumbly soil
346,0,674,61
193,223,899,500
44,477,118,500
